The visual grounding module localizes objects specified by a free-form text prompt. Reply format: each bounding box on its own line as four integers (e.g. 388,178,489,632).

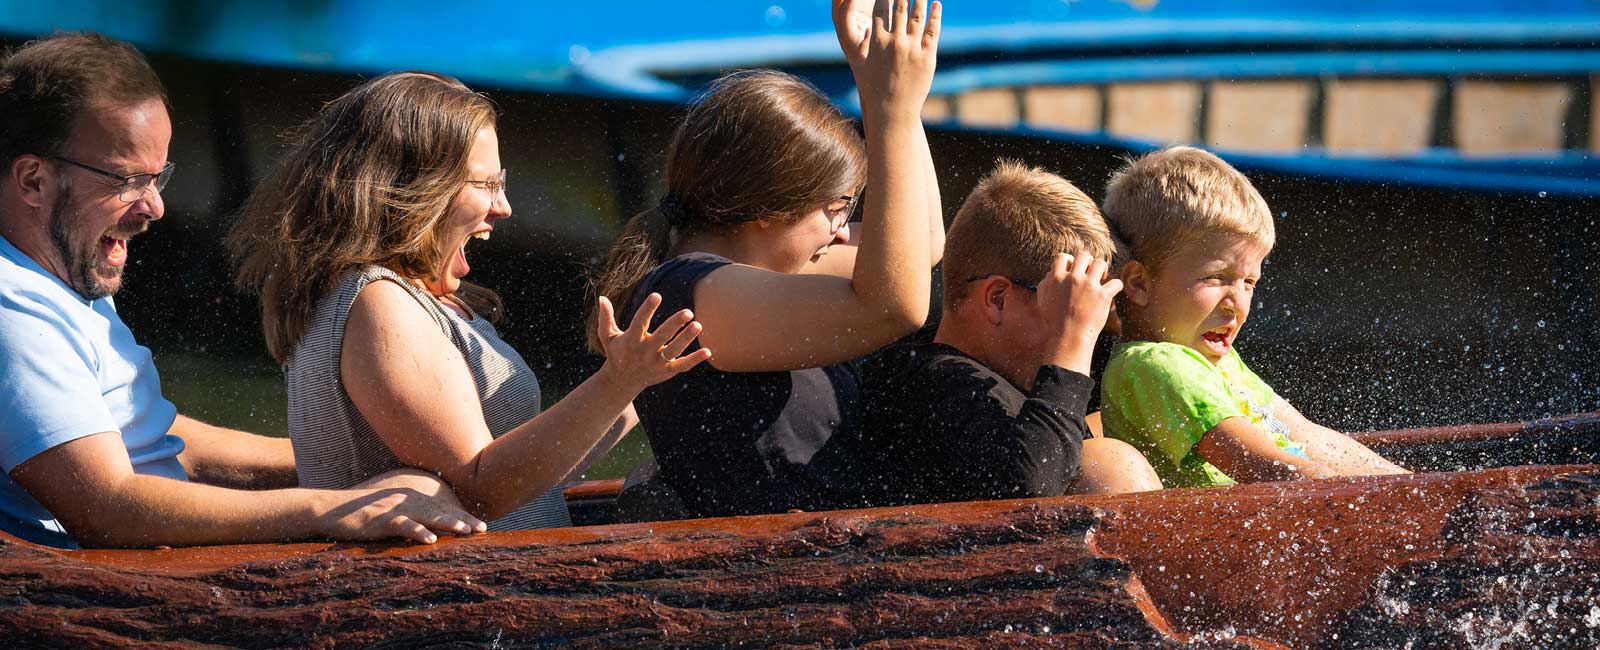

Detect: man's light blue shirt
0,232,185,548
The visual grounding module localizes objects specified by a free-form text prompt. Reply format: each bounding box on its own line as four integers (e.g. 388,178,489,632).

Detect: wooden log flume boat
2,414,1597,648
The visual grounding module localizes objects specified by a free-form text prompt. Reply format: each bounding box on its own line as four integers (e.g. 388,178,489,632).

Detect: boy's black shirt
852,336,1093,507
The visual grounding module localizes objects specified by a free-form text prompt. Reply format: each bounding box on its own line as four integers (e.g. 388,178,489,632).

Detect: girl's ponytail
586,204,674,353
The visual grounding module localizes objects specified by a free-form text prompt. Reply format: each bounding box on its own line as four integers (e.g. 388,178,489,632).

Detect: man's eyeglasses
49,156,174,203
965,274,1038,292
466,169,507,199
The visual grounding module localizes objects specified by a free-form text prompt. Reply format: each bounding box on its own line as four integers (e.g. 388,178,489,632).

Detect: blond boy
1099,146,1409,488
852,160,1160,507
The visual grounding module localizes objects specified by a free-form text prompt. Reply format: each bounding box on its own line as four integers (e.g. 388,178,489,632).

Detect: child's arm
1194,417,1341,483
804,0,945,278
693,0,940,372
1274,401,1411,476
918,99,945,265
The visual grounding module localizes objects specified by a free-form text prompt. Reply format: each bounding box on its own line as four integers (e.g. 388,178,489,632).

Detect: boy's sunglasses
965,274,1037,292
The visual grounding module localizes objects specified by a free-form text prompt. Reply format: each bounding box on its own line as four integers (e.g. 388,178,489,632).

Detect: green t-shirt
1100,341,1307,488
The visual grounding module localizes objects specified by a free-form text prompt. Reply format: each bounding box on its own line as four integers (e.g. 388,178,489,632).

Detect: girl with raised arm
230,72,710,528
590,0,944,517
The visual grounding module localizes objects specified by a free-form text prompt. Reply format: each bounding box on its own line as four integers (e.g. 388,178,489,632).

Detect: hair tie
657,195,690,228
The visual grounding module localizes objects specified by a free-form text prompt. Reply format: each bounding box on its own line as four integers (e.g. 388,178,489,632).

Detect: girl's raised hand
832,0,874,66
833,0,942,118
594,293,712,392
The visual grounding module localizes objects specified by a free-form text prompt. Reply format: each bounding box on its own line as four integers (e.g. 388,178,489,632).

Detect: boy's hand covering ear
1038,253,1123,374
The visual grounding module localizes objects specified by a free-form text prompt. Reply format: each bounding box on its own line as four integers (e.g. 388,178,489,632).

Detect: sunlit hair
1101,146,1274,272
0,31,167,173
586,69,866,352
228,71,500,364
943,159,1115,306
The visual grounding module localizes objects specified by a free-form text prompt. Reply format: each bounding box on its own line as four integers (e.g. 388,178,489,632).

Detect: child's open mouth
1200,328,1232,357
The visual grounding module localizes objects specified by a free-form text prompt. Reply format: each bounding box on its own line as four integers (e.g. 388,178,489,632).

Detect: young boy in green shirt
1098,147,1410,488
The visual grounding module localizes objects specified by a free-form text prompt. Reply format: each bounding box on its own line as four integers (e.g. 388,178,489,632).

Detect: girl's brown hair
586,69,866,352
228,71,500,364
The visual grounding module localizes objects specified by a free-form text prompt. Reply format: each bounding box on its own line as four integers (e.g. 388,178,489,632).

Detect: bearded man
0,32,485,548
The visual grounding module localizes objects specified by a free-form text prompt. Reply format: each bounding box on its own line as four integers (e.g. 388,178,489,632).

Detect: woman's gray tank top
286,265,570,530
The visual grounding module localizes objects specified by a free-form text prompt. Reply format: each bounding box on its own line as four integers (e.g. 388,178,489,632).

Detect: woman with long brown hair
229,72,710,529
590,0,944,517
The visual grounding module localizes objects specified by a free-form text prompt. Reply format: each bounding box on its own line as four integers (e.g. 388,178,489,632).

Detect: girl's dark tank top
624,252,864,518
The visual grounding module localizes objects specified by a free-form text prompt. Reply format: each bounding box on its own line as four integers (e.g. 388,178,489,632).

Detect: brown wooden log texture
1335,472,1600,648
1,501,1266,649
2,466,1596,648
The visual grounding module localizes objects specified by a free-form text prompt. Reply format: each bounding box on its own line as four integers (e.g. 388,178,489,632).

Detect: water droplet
568,44,591,65
765,5,788,26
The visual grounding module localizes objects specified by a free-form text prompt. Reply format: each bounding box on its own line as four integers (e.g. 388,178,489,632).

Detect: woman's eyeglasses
466,169,507,198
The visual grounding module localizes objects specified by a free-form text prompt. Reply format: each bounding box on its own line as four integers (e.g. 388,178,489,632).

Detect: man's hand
312,469,486,545
10,432,488,548
1037,253,1122,375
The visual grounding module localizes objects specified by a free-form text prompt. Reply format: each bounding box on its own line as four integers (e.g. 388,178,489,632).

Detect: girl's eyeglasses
827,194,859,235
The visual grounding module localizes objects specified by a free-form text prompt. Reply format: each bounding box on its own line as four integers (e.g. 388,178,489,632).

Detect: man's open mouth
100,236,129,265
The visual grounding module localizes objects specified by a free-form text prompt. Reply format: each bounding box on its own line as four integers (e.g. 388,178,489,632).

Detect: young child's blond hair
1102,146,1274,271
943,159,1115,306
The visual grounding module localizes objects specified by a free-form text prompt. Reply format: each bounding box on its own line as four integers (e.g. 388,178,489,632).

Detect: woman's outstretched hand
594,293,713,392
833,0,942,119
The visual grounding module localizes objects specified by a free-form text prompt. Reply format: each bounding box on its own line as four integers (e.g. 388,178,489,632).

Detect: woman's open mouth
453,229,492,278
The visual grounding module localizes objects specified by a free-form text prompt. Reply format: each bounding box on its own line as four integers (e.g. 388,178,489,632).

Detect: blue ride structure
2,0,1596,195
